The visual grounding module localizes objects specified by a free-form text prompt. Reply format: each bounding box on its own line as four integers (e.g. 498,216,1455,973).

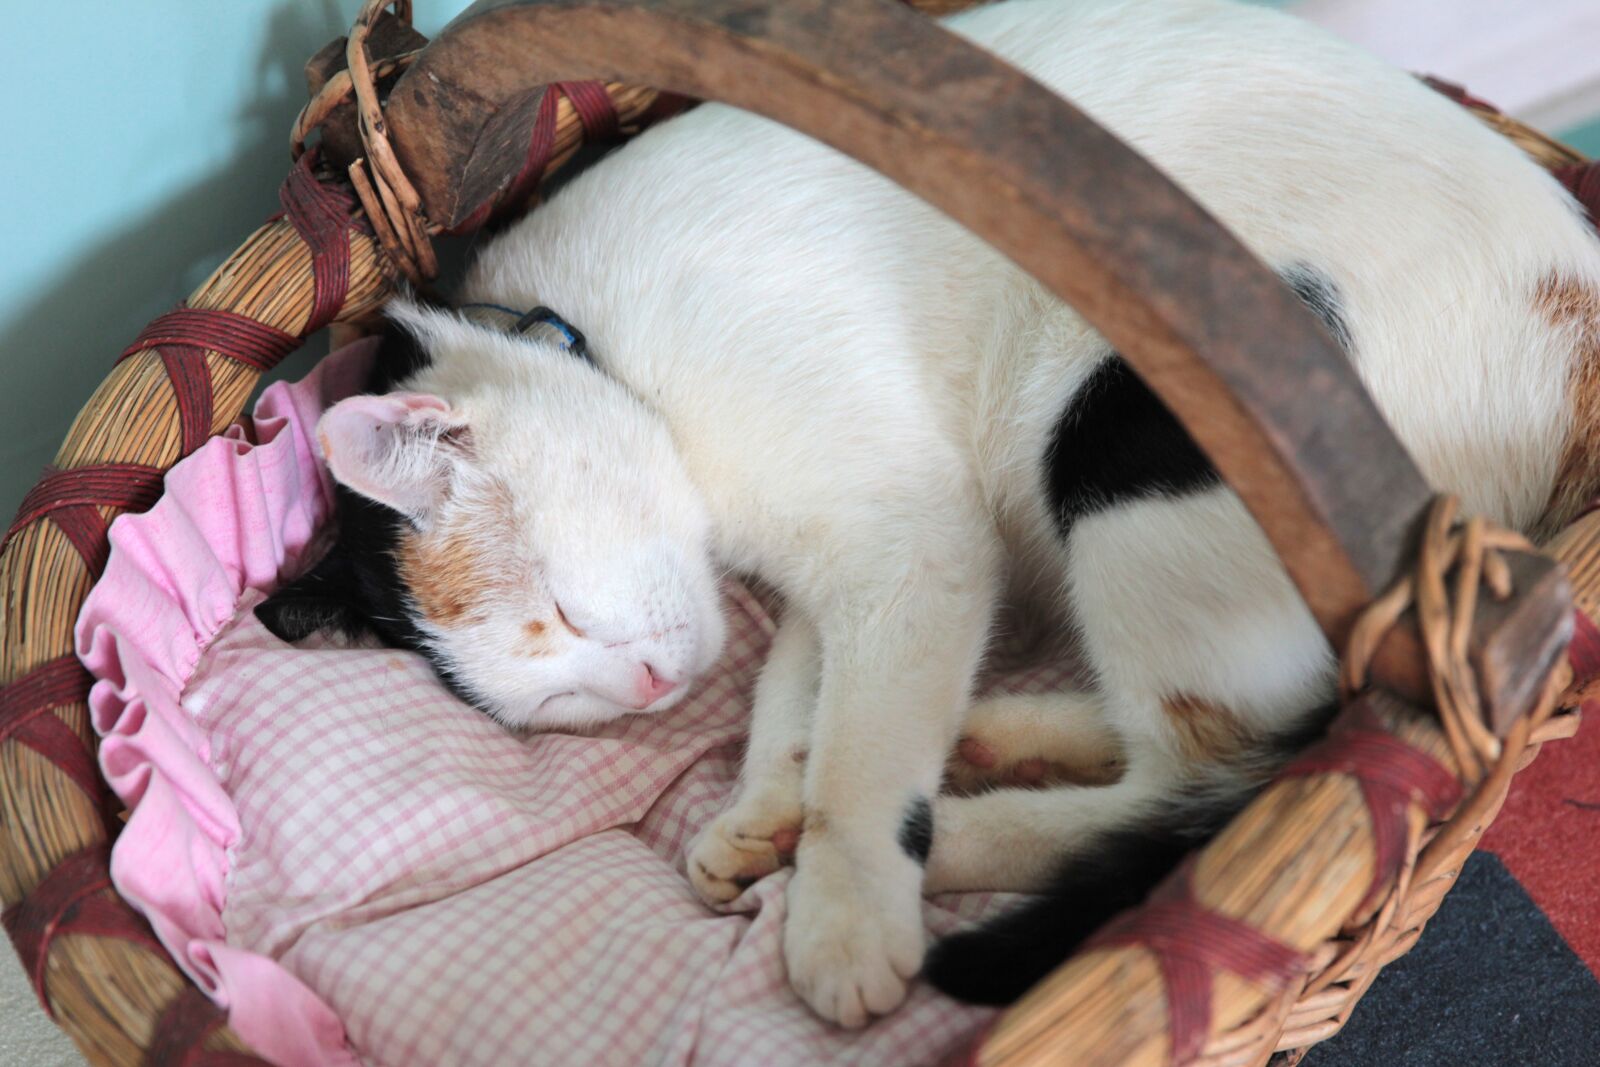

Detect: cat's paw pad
945,735,1080,793
783,847,924,1028
945,700,1123,794
687,796,802,904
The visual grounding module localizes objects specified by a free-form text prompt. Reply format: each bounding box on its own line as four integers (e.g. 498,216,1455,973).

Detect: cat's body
261,0,1600,1024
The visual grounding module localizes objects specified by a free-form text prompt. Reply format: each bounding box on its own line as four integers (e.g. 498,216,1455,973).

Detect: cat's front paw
783,840,924,1028
687,788,802,904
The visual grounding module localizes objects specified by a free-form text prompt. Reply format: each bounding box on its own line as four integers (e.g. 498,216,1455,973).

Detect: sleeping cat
258,0,1600,1026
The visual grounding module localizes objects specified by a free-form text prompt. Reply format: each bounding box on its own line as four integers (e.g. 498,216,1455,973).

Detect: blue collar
458,302,593,364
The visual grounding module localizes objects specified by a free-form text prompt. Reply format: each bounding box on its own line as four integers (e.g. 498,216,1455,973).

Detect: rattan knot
289,0,439,285
289,1,659,288
1341,495,1568,784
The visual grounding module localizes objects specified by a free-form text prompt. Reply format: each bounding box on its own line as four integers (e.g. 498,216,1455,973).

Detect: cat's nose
632,662,680,708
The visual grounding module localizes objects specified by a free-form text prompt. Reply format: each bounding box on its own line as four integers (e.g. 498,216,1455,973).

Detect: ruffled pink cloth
76,341,378,1065
74,343,1058,1066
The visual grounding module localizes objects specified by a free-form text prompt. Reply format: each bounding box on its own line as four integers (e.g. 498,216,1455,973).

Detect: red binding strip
1086,868,1307,1066
279,150,357,336
160,347,216,458
1419,74,1501,113
114,156,357,472
1569,609,1600,692
144,987,275,1067
4,465,165,558
1280,706,1462,912
42,504,115,579
559,79,621,142
120,309,299,373
0,846,164,1017
0,655,101,802
455,80,627,233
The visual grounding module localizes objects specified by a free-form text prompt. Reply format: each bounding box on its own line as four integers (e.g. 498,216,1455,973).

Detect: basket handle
376,0,1568,722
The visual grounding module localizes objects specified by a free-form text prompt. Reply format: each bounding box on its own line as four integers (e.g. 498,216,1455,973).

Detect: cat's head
257,303,726,730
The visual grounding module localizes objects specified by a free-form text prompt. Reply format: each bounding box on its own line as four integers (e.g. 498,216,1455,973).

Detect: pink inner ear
390,393,452,415
318,392,460,517
338,393,450,424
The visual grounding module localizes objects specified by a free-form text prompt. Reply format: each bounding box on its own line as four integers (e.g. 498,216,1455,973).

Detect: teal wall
0,3,448,523
0,2,1597,523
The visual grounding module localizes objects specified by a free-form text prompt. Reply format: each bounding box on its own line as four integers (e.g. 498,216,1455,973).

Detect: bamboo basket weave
2,2,1598,1065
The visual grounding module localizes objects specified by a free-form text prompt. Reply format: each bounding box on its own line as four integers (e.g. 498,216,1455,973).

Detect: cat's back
961,0,1600,532
469,0,1600,534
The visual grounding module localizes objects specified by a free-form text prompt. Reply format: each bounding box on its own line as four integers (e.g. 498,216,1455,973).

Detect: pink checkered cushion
77,344,1077,1066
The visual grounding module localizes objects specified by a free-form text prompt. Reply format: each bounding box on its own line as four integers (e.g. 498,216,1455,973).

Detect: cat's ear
317,392,471,522
255,556,366,642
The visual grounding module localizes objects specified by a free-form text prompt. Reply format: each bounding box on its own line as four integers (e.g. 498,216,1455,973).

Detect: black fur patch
925,703,1338,1005
924,807,1213,1004
1280,263,1352,353
898,795,934,864
367,317,435,393
1043,355,1221,529
1043,264,1351,531
253,320,484,707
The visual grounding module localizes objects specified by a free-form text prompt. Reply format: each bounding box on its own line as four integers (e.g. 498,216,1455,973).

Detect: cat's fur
258,0,1600,1025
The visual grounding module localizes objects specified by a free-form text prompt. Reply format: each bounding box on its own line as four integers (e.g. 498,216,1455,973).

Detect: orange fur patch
395,482,520,629
396,529,501,627
1160,693,1253,764
519,619,552,656
1536,274,1600,539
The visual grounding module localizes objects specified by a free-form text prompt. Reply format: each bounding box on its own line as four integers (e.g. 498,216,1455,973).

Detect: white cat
260,0,1600,1026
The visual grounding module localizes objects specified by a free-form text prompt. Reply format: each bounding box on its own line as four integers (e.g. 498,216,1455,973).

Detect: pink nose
633,663,679,708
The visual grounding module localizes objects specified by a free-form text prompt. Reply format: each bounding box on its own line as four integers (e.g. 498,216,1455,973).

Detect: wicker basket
3,2,1598,1065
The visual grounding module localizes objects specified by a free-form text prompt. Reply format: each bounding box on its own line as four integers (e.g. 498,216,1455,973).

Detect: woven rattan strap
0,657,101,803
280,150,363,334
1086,867,1307,1065
0,846,165,1017
3,464,166,575
1280,707,1462,911
1343,496,1561,780
144,988,275,1067
0,154,362,872
450,79,627,235
1074,497,1572,1067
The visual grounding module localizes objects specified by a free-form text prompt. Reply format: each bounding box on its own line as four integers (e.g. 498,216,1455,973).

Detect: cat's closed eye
553,601,586,639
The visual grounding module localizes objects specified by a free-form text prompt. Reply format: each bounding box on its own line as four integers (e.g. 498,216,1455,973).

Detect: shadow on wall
0,0,354,521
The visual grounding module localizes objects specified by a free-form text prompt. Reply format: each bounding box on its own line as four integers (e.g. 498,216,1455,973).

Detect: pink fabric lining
76,341,378,1066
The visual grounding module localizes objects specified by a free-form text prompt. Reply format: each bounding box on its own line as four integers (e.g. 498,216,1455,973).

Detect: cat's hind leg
925,488,1337,1004
687,612,819,903
946,690,1125,794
